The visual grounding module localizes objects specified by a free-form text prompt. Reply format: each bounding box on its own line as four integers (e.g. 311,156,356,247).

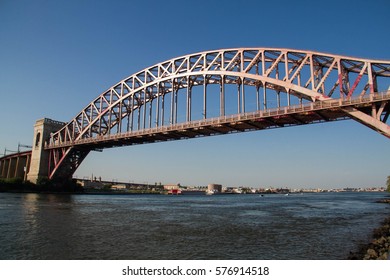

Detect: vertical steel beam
89,105,93,137
118,100,122,133
287,90,291,107
174,83,178,124
203,76,207,119
263,84,267,110
256,84,260,111
309,54,315,90
220,75,225,116
81,111,85,135
108,92,113,135
156,83,160,128
149,94,153,128
107,109,112,135
14,156,20,178
188,85,192,121
372,103,378,120
6,158,13,179
143,89,147,129
161,90,165,126
25,153,31,181
237,81,241,114
337,60,344,99
367,62,374,94
118,86,124,133
241,78,245,113
319,67,325,94
137,99,141,130
186,77,192,122
170,79,175,124
369,63,378,93
130,96,135,131
126,100,130,132
98,97,103,135
261,50,265,76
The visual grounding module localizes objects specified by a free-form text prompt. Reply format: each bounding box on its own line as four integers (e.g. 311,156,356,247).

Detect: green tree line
387,176,390,192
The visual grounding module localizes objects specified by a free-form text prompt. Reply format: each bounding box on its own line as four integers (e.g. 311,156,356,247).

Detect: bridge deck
47,92,390,150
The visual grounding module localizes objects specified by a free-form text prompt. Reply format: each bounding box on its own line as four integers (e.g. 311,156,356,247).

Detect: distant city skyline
1,0,389,189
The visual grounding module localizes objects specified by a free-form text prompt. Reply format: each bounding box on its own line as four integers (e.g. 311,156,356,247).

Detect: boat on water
166,189,182,195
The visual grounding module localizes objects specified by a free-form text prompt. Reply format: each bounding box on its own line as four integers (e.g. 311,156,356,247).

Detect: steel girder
46,48,390,180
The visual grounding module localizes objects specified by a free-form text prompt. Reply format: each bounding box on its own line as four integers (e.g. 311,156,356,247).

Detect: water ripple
0,192,388,259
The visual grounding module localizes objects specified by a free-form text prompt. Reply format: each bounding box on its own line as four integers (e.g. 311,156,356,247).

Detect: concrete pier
26,118,65,183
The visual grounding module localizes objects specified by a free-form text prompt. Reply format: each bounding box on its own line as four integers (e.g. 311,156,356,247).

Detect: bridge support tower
27,118,65,184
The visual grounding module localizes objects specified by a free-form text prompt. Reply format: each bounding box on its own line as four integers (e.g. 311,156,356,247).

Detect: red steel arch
46,48,390,180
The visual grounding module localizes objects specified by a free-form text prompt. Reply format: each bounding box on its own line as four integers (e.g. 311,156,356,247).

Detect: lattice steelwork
47,48,390,180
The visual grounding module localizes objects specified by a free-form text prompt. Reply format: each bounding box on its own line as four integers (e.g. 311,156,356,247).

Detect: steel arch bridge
46,48,390,181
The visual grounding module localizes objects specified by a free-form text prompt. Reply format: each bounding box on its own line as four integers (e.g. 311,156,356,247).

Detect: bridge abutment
27,118,65,184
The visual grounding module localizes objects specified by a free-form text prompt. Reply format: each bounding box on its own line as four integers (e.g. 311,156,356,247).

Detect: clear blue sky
1,0,389,189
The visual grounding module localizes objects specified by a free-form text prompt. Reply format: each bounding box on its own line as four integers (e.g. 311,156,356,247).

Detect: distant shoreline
1,188,388,196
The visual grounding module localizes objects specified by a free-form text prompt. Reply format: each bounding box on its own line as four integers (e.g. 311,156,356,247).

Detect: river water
0,191,389,260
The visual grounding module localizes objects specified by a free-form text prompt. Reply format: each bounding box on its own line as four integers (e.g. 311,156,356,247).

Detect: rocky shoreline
348,198,390,260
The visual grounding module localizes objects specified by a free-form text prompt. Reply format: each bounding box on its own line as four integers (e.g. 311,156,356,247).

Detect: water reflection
18,193,75,259
21,194,40,236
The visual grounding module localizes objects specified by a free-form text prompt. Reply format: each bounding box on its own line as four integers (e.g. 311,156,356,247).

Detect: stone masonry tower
27,118,65,184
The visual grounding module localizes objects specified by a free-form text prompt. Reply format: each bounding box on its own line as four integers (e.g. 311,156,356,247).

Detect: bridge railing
47,91,390,149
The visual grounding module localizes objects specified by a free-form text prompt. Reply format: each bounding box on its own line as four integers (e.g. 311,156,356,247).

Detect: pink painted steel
43,48,390,180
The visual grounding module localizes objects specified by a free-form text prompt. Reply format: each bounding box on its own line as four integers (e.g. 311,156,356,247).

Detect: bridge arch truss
46,48,390,180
